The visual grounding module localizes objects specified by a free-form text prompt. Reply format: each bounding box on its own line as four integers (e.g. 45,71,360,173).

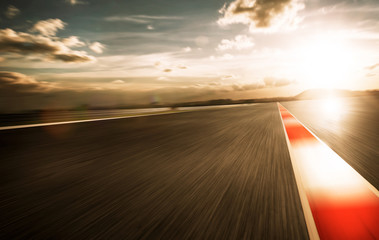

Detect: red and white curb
278,103,379,240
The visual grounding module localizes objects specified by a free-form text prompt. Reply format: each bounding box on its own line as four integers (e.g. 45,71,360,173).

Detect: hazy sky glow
0,0,379,111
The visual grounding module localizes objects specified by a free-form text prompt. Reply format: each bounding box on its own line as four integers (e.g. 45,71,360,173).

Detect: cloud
232,82,265,91
263,77,293,87
0,71,296,113
191,81,265,92
221,74,238,80
112,79,125,84
53,52,94,62
0,28,94,63
209,53,235,61
365,63,379,78
183,47,192,52
0,71,53,93
317,3,379,16
214,77,293,91
154,60,188,73
177,65,187,69
133,15,183,20
365,63,379,70
195,36,209,46
217,35,254,51
31,19,66,37
89,42,105,54
105,16,149,24
157,77,170,81
62,36,85,47
0,71,211,112
222,54,234,60
5,5,20,19
66,0,87,5
147,25,154,30
366,73,376,78
0,71,37,85
105,15,182,23
218,0,304,32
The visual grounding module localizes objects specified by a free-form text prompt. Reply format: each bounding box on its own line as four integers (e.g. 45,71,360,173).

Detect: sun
297,34,355,89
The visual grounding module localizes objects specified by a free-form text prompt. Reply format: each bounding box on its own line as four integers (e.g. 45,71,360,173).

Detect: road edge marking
278,103,379,197
0,103,259,131
0,111,185,131
277,102,320,240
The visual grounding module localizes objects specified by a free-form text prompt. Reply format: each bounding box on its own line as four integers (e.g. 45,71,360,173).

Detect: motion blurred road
0,96,377,239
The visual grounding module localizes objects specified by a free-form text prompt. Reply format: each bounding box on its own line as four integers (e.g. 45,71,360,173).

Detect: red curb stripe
278,103,379,240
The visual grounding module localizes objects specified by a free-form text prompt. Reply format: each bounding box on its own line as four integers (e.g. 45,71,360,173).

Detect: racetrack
0,96,377,239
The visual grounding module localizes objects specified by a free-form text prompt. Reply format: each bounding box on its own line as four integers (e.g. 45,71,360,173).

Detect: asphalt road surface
0,97,377,239
0,107,172,127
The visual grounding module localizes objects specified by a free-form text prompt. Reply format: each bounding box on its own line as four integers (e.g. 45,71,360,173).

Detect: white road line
0,103,258,131
0,111,183,131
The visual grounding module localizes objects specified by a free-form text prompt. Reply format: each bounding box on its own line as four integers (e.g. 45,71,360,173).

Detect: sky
0,0,379,112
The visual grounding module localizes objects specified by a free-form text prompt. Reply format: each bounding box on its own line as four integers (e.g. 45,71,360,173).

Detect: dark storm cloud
0,27,94,63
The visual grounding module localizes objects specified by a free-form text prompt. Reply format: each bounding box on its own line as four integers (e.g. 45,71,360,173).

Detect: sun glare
320,97,344,120
298,35,355,89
